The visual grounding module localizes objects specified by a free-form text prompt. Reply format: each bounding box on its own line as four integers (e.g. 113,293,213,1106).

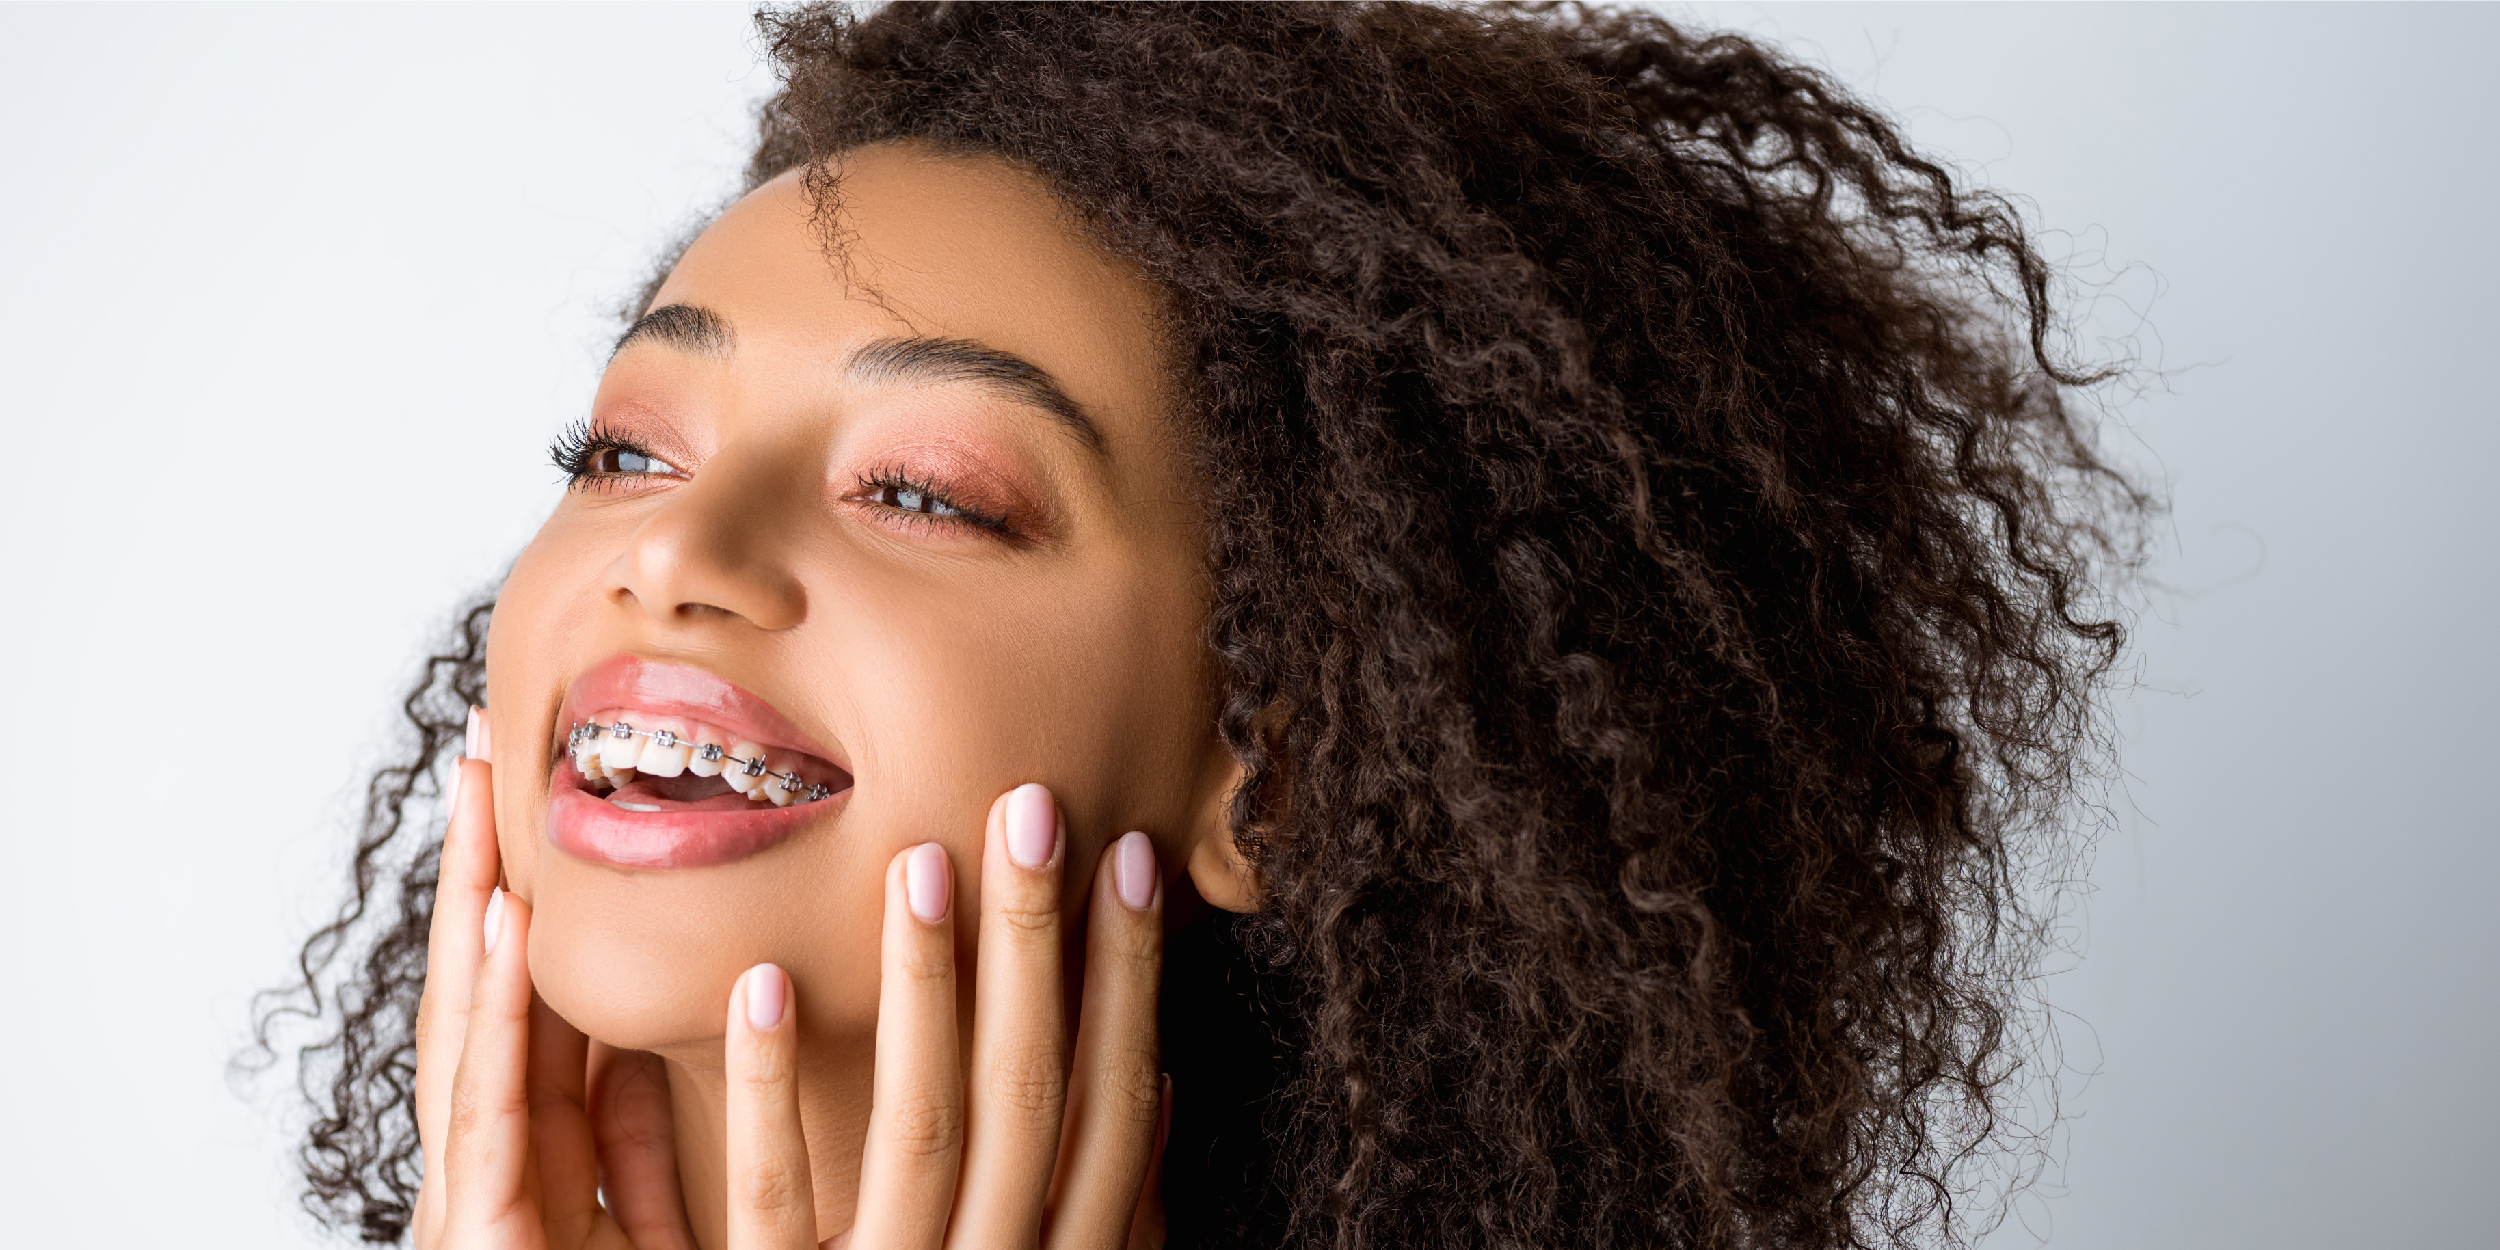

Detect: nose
608,448,809,631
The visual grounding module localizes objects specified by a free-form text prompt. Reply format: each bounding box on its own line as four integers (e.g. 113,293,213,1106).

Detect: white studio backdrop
1,5,2491,1247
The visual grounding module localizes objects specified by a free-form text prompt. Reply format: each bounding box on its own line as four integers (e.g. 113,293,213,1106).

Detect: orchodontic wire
568,721,835,803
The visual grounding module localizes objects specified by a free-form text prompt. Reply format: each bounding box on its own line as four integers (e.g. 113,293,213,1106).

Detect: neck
663,1037,876,1250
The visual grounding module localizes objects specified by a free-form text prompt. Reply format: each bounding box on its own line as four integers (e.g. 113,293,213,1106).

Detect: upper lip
559,654,845,767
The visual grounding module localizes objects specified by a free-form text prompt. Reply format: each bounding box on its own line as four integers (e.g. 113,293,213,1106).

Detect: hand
410,716,689,1250
410,714,1172,1250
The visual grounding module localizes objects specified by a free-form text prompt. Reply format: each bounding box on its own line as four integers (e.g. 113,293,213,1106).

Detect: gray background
1,4,2491,1246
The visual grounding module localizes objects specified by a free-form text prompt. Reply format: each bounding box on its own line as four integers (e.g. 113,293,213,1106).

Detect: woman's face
484,145,1237,1054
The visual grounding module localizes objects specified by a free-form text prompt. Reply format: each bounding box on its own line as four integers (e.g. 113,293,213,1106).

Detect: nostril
610,500,810,631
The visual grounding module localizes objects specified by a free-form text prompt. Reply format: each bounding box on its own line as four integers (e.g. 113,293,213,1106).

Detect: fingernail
1005,783,1057,869
464,707,482,760
1114,831,1157,911
446,758,464,813
906,842,951,923
473,708,494,764
744,963,787,1031
482,886,505,956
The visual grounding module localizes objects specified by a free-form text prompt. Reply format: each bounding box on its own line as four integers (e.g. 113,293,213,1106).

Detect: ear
1183,750,1259,914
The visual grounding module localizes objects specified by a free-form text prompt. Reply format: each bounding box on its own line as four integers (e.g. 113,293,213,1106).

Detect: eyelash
548,420,1011,534
852,463,1012,533
549,419,677,492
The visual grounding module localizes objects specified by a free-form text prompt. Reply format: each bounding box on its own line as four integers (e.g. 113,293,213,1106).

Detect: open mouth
565,708,853,811
544,656,852,870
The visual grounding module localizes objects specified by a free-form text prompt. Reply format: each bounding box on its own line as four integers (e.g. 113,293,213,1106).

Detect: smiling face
484,144,1240,1054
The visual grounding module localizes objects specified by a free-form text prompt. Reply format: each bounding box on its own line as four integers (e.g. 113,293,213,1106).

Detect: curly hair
253,4,2146,1248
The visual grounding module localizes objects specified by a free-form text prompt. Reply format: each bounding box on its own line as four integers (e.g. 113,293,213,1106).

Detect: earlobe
1186,823,1257,913
1183,753,1259,913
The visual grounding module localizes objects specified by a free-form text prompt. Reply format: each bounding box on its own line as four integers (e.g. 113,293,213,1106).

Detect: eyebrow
612,303,733,359
613,304,1106,454
846,335,1106,454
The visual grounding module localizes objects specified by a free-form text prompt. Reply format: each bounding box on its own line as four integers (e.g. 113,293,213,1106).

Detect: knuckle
898,947,956,987
735,1155,811,1215
984,1039,1068,1125
1107,923,1163,973
737,1062,795,1102
1094,1049,1164,1125
882,1088,964,1160
445,1078,497,1140
991,899,1061,938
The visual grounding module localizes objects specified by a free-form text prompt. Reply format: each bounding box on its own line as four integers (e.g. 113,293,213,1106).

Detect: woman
262,4,2141,1247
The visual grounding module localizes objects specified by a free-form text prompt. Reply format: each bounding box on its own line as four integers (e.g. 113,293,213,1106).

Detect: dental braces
569,720,834,803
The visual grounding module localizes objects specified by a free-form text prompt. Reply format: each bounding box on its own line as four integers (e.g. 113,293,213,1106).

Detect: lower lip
546,766,847,869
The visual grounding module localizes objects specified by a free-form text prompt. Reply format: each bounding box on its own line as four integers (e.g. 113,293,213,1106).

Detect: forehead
647,145,1166,427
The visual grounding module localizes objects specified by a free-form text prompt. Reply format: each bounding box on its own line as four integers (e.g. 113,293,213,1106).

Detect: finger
1124,1077,1172,1250
848,844,965,1250
529,995,603,1246
415,709,502,1243
724,962,818,1249
950,784,1071,1248
443,887,540,1241
590,1042,697,1250
417,715,501,1081
1045,832,1164,1250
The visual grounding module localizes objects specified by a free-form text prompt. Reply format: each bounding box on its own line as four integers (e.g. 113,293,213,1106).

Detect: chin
520,833,894,1054
524,885,755,1052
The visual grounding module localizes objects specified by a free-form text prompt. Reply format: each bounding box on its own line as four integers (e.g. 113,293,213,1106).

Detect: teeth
638,721,693,778
565,720,836,807
724,742,770,795
764,771,799,806
598,719,644,773
571,727,604,780
687,727,729,778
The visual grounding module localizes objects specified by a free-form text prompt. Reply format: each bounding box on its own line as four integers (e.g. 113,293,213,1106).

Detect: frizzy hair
242,595,489,1244
254,4,2146,1247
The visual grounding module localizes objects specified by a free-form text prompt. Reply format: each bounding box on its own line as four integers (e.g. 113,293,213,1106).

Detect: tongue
608,772,758,812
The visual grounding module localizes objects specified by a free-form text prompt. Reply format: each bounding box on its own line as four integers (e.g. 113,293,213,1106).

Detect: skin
411,144,1256,1249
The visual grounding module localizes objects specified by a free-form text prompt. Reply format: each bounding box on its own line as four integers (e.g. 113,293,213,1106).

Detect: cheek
483,536,580,900
826,552,1215,863
483,518,626,886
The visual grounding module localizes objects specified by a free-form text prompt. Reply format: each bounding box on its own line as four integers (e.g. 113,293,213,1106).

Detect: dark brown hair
255,4,2145,1247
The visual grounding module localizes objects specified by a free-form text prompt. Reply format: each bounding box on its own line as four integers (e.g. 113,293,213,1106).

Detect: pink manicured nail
906,843,951,924
1114,831,1156,911
446,759,464,813
482,886,505,956
744,963,787,1031
1005,783,1057,869
464,707,482,760
473,709,494,764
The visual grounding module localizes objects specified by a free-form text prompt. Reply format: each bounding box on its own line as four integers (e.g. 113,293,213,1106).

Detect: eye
850,469,1012,533
548,420,683,489
869,482,967,518
591,446,676,476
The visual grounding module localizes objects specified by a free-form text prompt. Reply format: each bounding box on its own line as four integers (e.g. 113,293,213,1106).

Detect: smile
546,656,853,869
568,717,844,807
